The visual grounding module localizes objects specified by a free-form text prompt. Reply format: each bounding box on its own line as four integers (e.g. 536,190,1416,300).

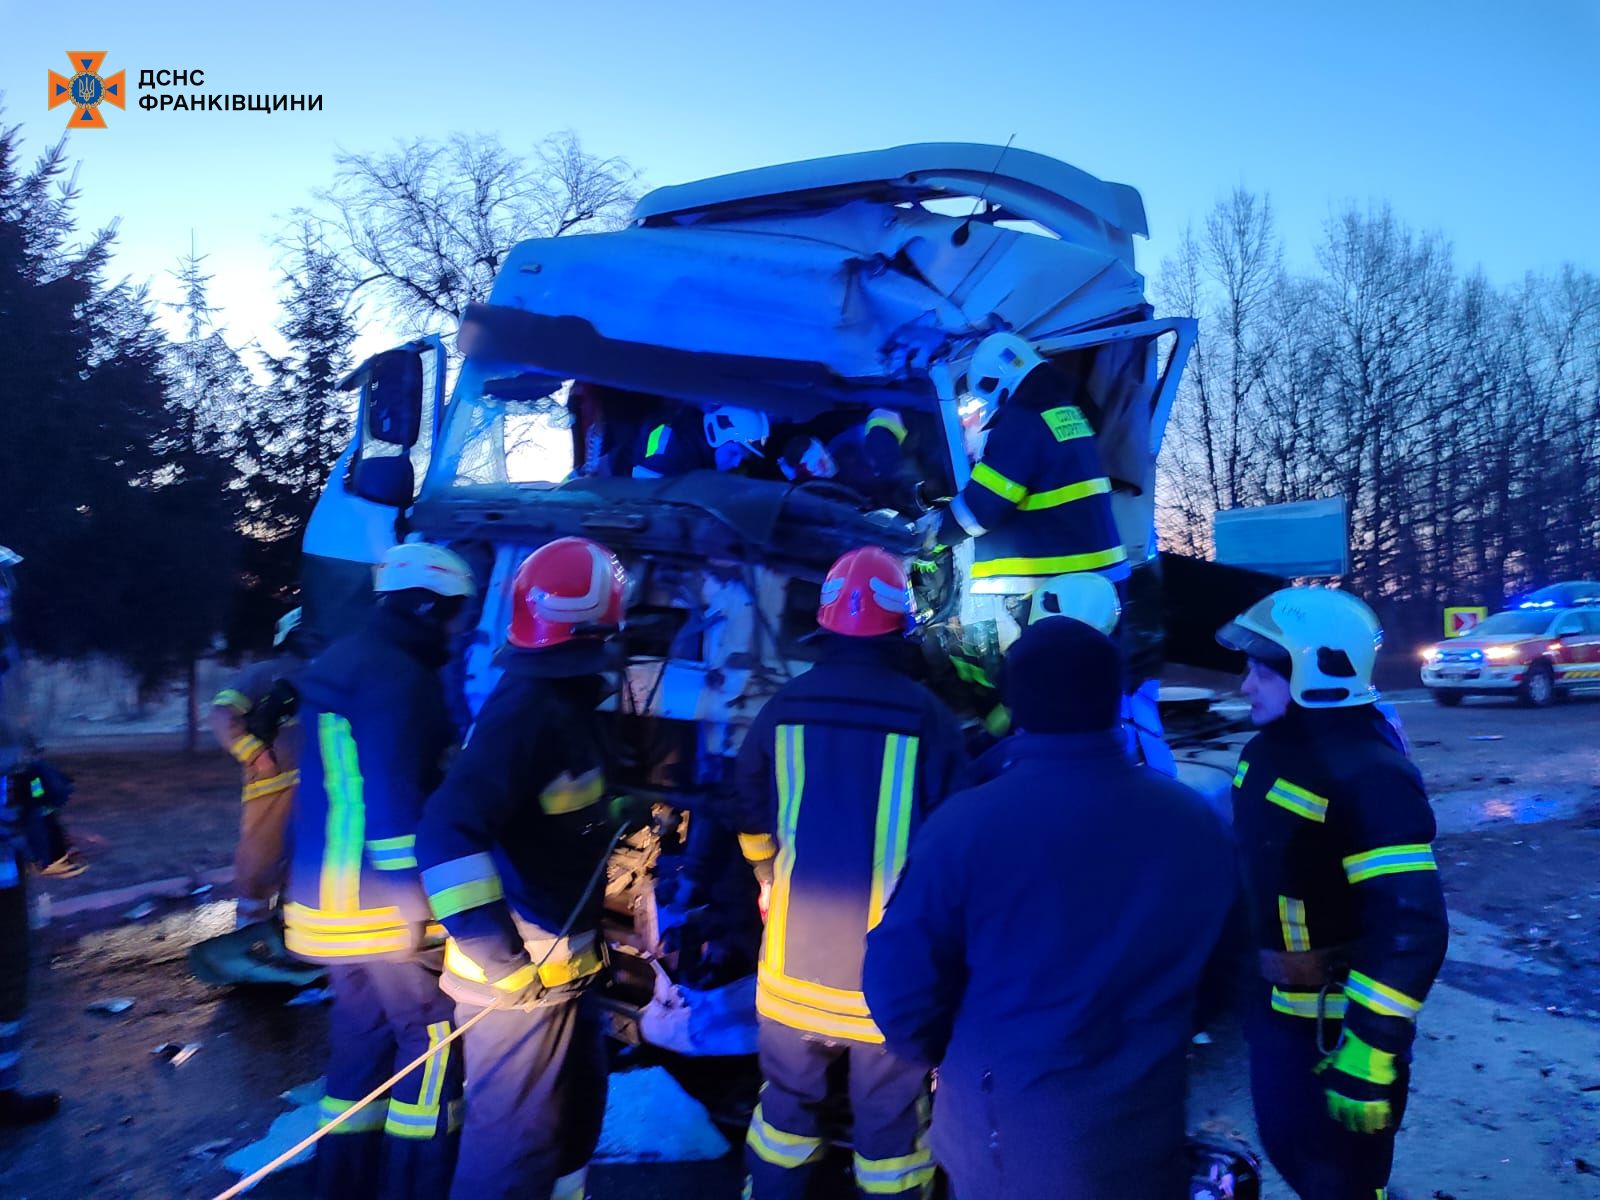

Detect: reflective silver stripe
948,495,986,537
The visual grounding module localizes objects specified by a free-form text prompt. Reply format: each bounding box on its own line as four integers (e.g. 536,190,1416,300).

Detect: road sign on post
1444,606,1488,637
1213,497,1350,577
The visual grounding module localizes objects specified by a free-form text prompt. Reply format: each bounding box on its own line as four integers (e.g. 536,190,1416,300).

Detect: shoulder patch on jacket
1039,405,1093,442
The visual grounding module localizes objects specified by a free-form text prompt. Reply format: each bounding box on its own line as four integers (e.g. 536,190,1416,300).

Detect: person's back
864,619,1233,1200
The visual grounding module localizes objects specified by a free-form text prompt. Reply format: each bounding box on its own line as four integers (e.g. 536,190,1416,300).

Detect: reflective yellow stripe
645,424,668,459
213,689,253,714
230,734,266,763
1232,760,1249,788
745,1103,826,1169
970,463,1027,504
318,714,366,912
1342,844,1437,884
756,986,884,1044
286,925,413,959
319,1093,388,1133
429,878,503,920
539,769,605,815
1278,896,1310,952
739,832,777,863
243,770,299,801
854,1145,936,1195
1345,971,1423,1020
868,733,917,930
765,724,805,979
970,547,1128,578
1266,777,1329,824
1016,477,1110,511
283,902,405,931
384,1020,452,1139
443,937,604,992
758,962,873,1017
1270,987,1348,1020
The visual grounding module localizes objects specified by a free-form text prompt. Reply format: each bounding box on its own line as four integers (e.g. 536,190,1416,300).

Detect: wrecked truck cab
303,142,1198,1048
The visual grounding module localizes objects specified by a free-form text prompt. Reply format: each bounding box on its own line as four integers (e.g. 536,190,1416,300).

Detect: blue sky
4,0,1596,359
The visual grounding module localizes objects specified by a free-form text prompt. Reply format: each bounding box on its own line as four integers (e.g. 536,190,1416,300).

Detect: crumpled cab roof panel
463,144,1153,408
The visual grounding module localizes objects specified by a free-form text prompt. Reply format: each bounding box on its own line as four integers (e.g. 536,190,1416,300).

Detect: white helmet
1216,587,1382,708
1029,573,1122,636
273,607,302,649
966,332,1045,407
373,543,477,598
0,547,21,568
703,406,770,460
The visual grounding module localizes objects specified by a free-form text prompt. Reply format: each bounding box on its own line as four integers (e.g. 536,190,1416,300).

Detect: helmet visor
1216,619,1291,674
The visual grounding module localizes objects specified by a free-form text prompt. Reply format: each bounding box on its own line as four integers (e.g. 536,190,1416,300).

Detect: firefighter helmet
817,547,912,638
966,332,1045,407
702,406,770,462
1028,573,1122,635
373,543,477,598
508,537,627,650
1216,587,1382,708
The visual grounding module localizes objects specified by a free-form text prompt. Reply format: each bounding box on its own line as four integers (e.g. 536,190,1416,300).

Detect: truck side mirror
365,349,424,448
349,455,416,508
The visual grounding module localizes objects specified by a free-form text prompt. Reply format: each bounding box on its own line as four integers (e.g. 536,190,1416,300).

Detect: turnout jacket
416,644,614,1006
210,655,304,804
284,607,457,962
1232,704,1448,1055
941,368,1128,593
734,635,967,1044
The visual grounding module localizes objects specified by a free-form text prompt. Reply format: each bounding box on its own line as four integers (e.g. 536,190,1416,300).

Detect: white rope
210,1001,499,1200
211,821,629,1199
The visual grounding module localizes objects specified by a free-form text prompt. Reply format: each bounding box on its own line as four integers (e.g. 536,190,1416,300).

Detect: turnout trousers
0,849,28,1091
449,994,608,1200
745,1019,934,1199
1248,1003,1409,1200
314,959,463,1200
234,785,292,927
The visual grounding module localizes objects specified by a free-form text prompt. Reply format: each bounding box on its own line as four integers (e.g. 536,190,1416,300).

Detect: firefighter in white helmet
1217,587,1447,1199
1028,574,1176,776
934,332,1129,626
210,607,307,934
285,542,478,1200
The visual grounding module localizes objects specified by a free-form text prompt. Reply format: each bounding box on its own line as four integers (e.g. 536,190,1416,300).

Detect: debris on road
86,997,135,1015
123,900,157,920
188,1139,233,1161
285,987,332,1008
1470,735,1505,741
152,1041,202,1067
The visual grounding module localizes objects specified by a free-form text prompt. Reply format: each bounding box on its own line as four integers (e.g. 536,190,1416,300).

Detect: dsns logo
48,51,126,129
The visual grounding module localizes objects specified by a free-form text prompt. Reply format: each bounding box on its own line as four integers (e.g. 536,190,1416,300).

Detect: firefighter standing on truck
934,332,1129,625
210,607,306,932
1217,587,1448,1199
415,537,627,1200
284,543,477,1200
734,546,967,1200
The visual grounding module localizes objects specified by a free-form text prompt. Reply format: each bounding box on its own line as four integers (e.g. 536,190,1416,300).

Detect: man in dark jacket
734,546,967,1200
285,542,477,1200
416,537,627,1200
1218,587,1448,1199
863,617,1233,1200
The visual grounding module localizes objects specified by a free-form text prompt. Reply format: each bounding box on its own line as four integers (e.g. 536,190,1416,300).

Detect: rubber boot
0,1087,60,1126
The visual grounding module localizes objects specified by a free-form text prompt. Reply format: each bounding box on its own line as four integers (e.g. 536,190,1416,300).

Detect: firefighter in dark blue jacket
631,404,770,478
937,332,1129,608
1217,587,1448,1199
863,616,1233,1200
734,546,968,1200
415,537,627,1200
285,542,477,1200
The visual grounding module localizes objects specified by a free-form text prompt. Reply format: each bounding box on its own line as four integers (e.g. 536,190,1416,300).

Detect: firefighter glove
1316,1029,1398,1134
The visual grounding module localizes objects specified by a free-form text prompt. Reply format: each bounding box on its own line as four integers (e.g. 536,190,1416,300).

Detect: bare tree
316,131,641,332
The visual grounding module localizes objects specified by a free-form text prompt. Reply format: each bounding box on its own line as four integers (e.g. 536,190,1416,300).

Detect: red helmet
507,538,627,650
817,547,912,638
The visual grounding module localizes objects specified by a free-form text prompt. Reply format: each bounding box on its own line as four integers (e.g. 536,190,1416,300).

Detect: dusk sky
5,0,1597,360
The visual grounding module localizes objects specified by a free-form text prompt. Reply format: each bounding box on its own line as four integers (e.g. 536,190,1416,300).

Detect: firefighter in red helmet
733,546,968,1198
416,537,626,1200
